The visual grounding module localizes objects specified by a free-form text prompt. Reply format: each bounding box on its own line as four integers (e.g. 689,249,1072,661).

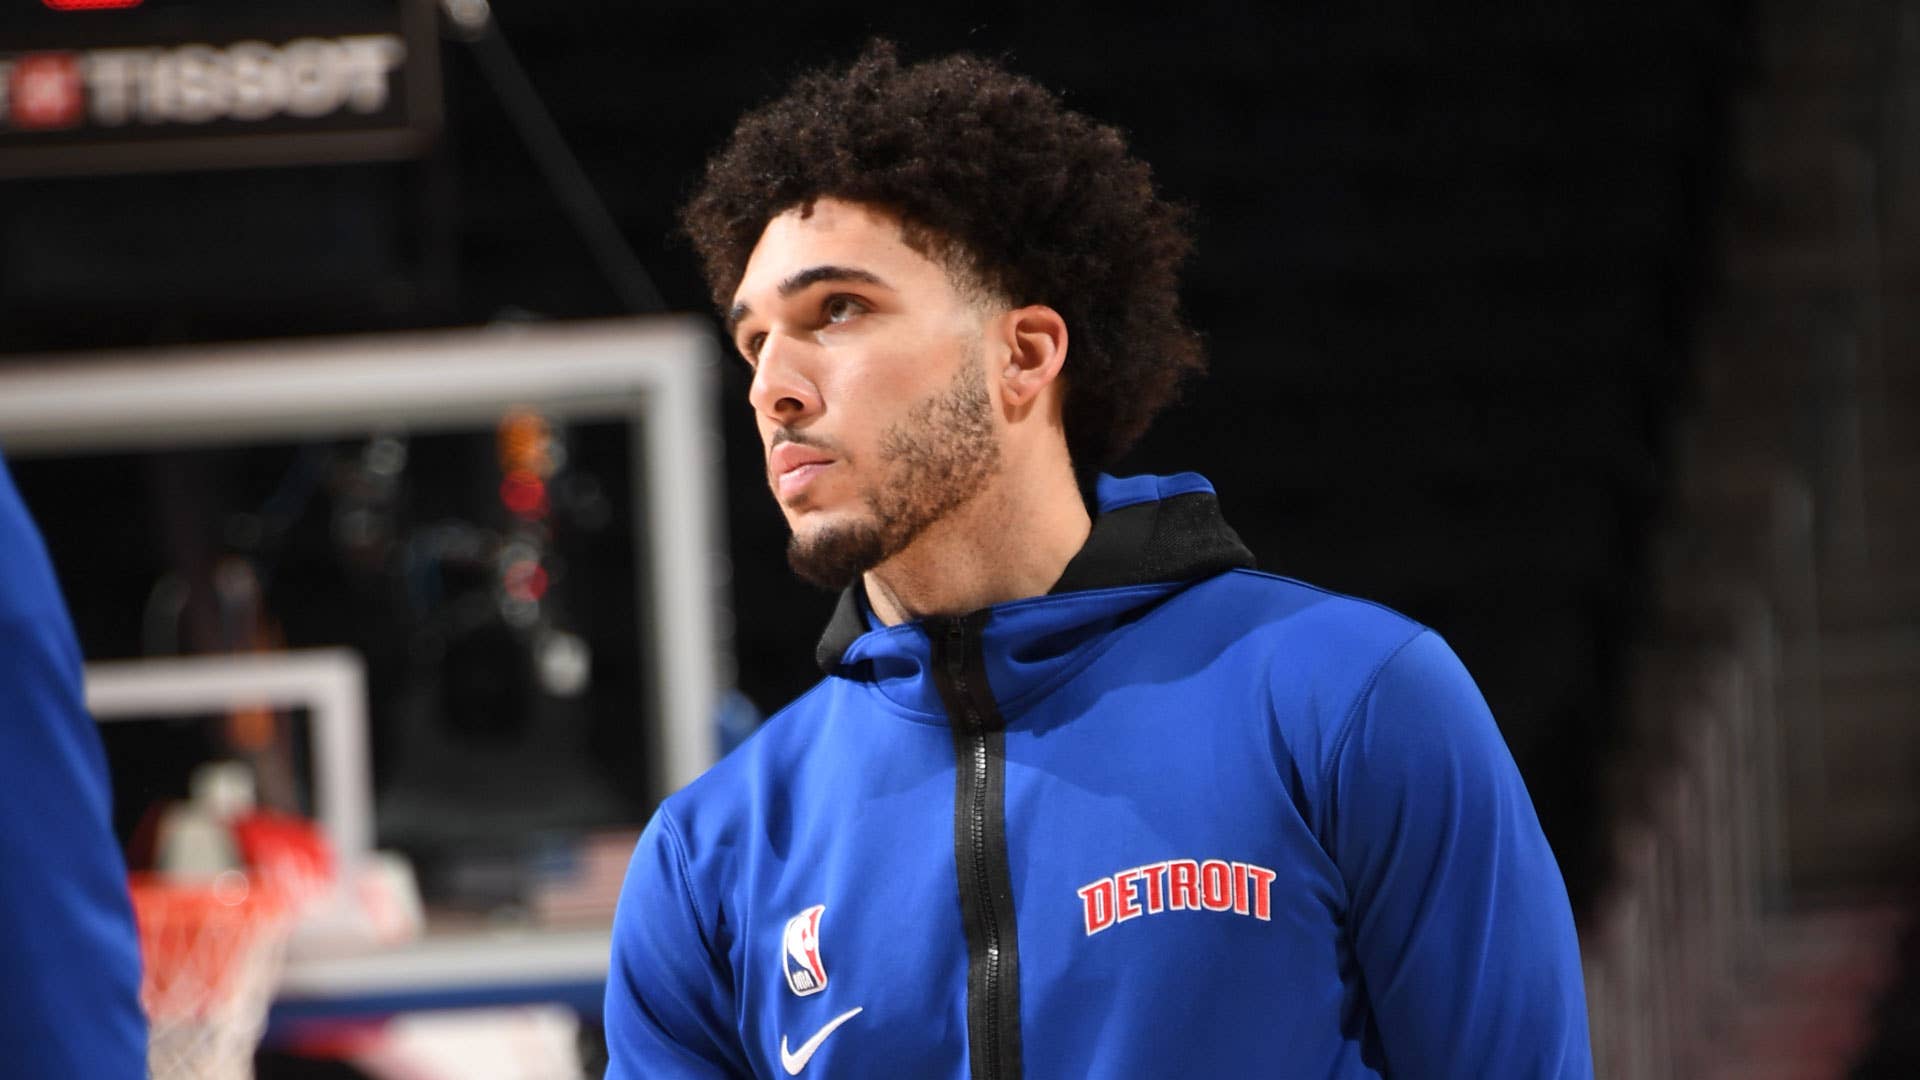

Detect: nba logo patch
782,904,829,997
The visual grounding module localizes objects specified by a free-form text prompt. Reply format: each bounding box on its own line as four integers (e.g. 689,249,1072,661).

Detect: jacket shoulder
1160,570,1438,820
660,677,837,816
1183,569,1428,660
1143,569,1437,743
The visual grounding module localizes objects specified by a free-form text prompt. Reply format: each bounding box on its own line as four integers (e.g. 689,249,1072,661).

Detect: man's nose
746,334,822,422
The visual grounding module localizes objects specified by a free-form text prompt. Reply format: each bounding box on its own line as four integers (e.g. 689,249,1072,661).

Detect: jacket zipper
932,613,1022,1080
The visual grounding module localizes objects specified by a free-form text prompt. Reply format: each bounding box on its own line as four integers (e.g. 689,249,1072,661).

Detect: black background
0,1,1754,912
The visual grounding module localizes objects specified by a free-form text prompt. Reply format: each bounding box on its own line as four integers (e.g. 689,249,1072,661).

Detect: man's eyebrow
778,264,887,297
726,265,889,335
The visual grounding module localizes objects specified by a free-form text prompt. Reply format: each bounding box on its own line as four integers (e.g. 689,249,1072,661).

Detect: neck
863,455,1091,626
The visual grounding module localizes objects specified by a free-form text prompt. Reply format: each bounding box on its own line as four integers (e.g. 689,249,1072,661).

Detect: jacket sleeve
605,807,752,1079
1326,630,1592,1079
0,457,148,1078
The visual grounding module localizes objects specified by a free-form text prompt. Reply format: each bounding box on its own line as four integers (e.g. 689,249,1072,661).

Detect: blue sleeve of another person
0,453,148,1077
1329,630,1593,1079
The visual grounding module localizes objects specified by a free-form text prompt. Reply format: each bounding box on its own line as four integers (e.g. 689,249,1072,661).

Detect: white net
134,871,297,1080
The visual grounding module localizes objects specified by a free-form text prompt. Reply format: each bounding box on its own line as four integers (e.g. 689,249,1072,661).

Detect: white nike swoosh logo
779,1005,863,1075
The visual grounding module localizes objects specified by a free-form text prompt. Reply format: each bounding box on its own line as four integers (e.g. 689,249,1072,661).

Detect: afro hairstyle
680,41,1204,469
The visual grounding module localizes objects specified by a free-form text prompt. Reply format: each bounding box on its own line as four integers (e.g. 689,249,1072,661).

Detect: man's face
728,198,1004,589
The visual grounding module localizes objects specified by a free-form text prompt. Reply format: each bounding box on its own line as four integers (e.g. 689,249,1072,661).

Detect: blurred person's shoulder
0,453,72,629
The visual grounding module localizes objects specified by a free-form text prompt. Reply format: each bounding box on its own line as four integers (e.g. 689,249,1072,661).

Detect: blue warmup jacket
608,473,1591,1079
0,452,148,1078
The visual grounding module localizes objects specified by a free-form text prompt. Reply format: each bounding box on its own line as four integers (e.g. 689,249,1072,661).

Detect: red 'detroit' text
1076,858,1279,936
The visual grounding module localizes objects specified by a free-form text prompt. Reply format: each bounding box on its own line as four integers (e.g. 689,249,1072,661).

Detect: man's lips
770,442,834,477
769,442,836,498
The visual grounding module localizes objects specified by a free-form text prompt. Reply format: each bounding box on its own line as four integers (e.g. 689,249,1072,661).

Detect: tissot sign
0,0,438,177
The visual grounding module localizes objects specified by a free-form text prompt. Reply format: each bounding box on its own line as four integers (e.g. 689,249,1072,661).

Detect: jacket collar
813,472,1255,681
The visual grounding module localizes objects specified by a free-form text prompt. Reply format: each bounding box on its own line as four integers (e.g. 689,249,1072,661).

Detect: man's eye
741,333,765,364
824,296,863,323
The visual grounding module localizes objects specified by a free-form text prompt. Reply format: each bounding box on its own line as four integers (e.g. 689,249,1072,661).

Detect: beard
786,354,1002,591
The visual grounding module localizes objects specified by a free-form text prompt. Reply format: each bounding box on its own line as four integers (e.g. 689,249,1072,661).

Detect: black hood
814,472,1256,673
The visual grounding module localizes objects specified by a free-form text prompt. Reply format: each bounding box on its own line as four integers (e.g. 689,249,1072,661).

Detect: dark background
0,2,1755,915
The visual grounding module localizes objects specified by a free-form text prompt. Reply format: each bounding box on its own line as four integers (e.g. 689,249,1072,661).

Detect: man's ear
1000,305,1069,407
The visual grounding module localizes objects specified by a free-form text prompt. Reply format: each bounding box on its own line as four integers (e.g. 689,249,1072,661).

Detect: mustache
769,429,843,455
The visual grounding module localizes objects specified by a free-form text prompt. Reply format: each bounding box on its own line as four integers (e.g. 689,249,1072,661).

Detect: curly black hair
680,42,1203,469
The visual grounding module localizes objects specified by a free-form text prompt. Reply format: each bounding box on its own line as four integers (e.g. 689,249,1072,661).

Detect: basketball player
605,44,1592,1078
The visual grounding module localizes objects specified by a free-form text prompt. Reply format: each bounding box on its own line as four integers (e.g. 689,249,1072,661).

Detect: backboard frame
0,316,727,803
